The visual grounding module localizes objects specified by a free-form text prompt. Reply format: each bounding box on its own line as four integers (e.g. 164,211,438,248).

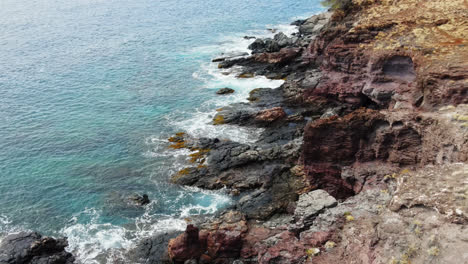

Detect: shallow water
0,0,323,261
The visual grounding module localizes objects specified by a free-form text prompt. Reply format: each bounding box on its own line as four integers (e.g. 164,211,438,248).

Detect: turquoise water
0,0,322,260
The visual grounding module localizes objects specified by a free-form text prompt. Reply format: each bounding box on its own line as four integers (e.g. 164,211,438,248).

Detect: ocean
0,0,323,261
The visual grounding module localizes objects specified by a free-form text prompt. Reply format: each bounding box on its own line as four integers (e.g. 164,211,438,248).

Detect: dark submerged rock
0,232,75,264
216,87,235,95
129,193,150,206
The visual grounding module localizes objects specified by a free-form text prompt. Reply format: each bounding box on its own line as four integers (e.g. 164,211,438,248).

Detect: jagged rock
168,212,248,263
299,12,332,36
0,232,75,264
126,231,182,264
253,48,300,65
303,109,422,199
247,39,266,54
168,225,206,263
129,193,150,206
273,32,291,48
290,190,337,231
254,107,287,123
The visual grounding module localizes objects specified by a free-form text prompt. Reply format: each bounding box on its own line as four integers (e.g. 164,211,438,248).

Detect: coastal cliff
1,0,466,263
161,0,468,263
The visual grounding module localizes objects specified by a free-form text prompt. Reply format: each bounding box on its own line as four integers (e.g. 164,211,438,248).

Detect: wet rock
212,52,249,62
0,232,75,264
248,39,266,54
216,87,235,95
291,19,306,26
243,36,256,40
129,193,150,206
127,230,182,264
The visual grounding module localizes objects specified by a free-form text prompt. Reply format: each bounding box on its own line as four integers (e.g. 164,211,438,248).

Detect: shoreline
2,0,468,263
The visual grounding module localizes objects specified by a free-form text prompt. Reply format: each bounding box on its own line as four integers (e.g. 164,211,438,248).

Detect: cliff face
306,0,468,109
159,0,468,263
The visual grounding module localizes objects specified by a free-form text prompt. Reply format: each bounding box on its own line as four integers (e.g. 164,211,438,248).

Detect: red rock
207,230,243,258
300,230,333,248
240,227,280,259
302,108,422,199
168,225,206,263
258,231,306,264
255,107,287,123
254,48,301,64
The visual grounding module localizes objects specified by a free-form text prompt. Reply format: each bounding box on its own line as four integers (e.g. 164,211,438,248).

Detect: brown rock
255,107,287,123
254,48,301,64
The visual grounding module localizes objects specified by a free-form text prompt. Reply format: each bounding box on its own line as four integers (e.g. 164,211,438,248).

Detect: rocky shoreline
1,0,467,263
160,0,468,263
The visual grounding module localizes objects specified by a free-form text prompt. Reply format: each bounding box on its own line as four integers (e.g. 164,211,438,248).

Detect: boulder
216,88,235,95
128,193,150,206
247,39,266,54
0,232,75,264
273,32,292,48
299,12,332,36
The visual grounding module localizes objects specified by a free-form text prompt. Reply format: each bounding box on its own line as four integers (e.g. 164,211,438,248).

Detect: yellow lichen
400,169,410,174
178,168,191,175
324,241,336,249
168,132,185,143
237,72,254,78
189,149,210,164
427,246,440,256
168,141,186,149
171,167,193,183
344,212,355,221
306,247,320,257
213,115,225,125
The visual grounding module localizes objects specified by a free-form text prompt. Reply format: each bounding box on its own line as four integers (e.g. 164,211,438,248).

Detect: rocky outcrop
216,88,235,95
126,231,181,264
163,0,468,263
0,232,75,264
167,211,248,263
